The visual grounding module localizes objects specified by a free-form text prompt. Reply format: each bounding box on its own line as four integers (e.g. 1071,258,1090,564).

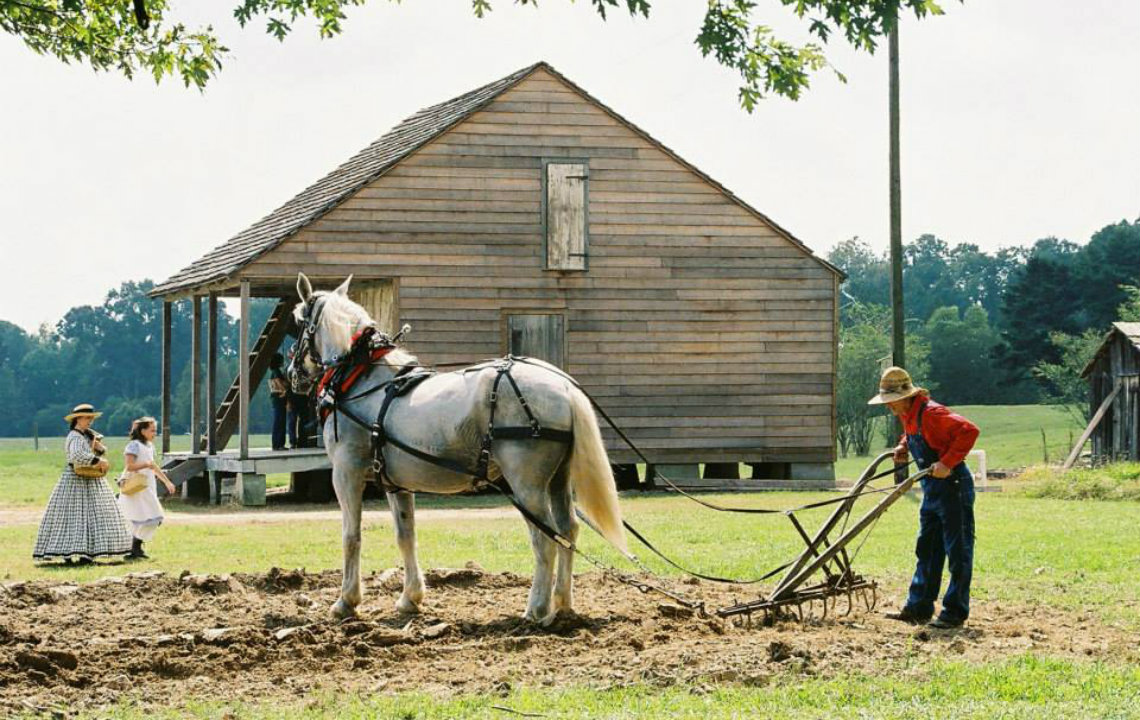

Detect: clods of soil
1,566,1134,715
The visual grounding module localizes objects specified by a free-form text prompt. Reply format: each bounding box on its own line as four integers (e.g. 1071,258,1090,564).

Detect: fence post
1041,428,1048,464
33,421,38,451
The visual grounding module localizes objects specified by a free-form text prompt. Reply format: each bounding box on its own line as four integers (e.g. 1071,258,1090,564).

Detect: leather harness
311,326,572,492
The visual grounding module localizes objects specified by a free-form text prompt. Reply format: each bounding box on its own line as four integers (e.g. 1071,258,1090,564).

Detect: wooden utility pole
888,22,905,371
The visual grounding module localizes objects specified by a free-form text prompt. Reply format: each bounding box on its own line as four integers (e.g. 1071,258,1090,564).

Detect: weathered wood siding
1089,332,1140,461
242,68,838,464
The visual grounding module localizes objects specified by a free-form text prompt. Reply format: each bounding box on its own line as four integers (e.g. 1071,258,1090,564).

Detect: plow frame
717,452,927,621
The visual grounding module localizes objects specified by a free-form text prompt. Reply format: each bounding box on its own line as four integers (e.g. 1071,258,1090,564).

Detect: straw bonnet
867,367,926,405
64,403,102,422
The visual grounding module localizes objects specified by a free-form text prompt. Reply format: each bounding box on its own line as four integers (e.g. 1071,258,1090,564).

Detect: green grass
835,404,1083,481
76,656,1140,719
0,434,289,505
1019,463,1140,501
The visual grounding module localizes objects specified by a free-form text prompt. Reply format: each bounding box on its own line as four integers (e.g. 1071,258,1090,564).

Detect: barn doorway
506,313,565,367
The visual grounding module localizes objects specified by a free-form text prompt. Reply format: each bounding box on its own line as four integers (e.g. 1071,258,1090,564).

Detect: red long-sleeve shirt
898,395,980,468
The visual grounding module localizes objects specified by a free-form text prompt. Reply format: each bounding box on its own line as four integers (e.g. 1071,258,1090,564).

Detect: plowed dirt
2,567,1134,715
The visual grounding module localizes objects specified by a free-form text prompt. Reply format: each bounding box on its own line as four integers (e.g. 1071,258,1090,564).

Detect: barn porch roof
1081,322,1140,378
151,61,841,299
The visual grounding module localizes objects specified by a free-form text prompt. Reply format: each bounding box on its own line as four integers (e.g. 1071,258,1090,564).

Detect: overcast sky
1,1,1137,332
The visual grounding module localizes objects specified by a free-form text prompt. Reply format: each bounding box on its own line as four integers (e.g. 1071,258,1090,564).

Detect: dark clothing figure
902,397,978,625
269,365,288,451
287,390,311,448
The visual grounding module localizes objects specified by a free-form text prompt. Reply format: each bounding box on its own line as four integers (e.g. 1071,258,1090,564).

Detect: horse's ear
334,275,353,297
297,273,313,302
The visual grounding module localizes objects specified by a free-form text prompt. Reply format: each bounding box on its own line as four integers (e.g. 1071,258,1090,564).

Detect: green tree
1074,220,1140,329
923,305,1002,405
2,0,949,105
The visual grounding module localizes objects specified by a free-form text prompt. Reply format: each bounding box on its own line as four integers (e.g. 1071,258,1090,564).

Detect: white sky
1,0,1137,332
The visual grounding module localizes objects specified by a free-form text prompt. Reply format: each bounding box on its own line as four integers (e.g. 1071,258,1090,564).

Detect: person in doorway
32,404,134,564
269,353,289,451
869,367,980,629
119,417,177,559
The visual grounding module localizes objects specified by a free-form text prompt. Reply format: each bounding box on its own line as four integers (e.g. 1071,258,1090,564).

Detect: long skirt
33,470,134,560
117,473,165,542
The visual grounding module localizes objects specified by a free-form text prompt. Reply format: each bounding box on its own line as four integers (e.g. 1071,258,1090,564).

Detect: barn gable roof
151,62,840,298
1081,322,1140,378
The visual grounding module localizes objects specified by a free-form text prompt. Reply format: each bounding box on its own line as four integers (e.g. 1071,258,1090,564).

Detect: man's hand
893,444,908,464
931,461,952,479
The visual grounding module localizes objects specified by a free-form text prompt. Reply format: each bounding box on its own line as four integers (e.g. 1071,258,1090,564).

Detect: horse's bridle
289,294,329,389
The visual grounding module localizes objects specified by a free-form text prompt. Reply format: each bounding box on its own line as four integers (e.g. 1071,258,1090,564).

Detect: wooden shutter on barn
350,279,398,334
545,162,588,271
507,314,565,368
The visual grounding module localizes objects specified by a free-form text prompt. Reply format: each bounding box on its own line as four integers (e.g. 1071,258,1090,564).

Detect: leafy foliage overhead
2,0,949,105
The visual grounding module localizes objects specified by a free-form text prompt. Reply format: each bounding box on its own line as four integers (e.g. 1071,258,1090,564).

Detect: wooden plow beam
717,452,928,623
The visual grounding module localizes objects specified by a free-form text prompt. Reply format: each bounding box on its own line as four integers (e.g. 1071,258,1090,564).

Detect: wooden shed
1079,322,1140,462
151,62,842,502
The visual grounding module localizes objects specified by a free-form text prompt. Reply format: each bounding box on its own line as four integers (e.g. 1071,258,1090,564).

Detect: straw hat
64,403,102,422
866,367,926,405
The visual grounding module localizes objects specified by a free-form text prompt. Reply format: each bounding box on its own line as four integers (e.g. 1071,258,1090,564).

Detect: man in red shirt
868,366,979,629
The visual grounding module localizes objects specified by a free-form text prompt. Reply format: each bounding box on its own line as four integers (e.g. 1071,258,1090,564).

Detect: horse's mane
312,291,419,368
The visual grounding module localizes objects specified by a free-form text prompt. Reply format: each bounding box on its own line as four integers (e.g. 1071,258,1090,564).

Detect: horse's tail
568,387,627,554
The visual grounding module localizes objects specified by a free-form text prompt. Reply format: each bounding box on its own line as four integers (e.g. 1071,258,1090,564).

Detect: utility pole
888,21,905,371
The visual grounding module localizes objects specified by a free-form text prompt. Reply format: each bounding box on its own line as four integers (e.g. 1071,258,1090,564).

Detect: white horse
288,273,627,626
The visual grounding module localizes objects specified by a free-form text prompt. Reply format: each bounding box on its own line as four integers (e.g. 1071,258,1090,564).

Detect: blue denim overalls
904,402,976,622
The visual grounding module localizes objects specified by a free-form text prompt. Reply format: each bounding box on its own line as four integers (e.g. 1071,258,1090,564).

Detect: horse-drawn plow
578,451,930,626
715,453,928,624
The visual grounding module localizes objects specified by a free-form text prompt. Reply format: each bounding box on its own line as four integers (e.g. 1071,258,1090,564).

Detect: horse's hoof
538,609,562,628
331,598,357,620
395,595,421,615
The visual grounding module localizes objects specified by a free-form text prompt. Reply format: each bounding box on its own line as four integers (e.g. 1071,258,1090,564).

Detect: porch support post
239,279,251,460
207,293,218,455
191,296,202,452
161,299,172,454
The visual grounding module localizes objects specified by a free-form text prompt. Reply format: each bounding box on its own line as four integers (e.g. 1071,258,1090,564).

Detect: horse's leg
331,464,365,620
549,464,579,617
387,490,425,614
513,482,558,625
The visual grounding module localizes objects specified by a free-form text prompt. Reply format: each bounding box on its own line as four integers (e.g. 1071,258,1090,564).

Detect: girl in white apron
119,417,176,559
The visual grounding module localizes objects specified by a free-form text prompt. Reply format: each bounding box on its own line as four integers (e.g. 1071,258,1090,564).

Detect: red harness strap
316,329,393,422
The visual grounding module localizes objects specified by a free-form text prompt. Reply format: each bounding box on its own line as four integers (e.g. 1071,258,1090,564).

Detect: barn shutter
508,314,565,368
349,279,398,334
545,162,588,271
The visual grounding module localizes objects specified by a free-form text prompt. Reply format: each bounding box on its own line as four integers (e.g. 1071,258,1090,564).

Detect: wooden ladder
203,299,294,452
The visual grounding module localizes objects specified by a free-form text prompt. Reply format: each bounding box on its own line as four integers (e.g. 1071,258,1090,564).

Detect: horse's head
288,272,363,392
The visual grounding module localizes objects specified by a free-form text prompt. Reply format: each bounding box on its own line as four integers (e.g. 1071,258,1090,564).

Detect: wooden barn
151,62,842,503
1077,322,1140,463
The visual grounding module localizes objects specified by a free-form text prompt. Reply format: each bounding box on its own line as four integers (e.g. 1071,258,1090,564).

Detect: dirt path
0,505,517,528
2,567,1135,715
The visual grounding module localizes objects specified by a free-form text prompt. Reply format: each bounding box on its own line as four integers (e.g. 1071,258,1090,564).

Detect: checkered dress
32,430,134,561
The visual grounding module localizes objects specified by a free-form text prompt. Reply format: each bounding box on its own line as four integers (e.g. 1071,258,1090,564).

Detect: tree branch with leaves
3,0,949,103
